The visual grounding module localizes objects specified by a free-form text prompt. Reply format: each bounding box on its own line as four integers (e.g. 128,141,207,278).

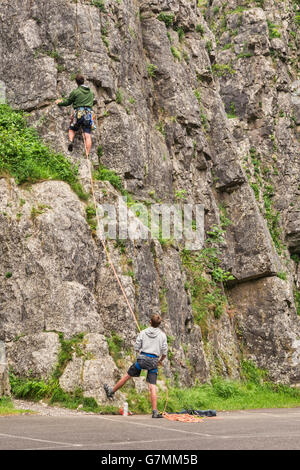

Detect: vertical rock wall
0,0,299,400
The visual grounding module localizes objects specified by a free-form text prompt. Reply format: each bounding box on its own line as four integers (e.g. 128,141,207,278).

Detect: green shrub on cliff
91,0,107,13
0,104,87,200
157,13,174,28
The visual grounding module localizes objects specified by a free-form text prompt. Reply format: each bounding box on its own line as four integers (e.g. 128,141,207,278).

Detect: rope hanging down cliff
81,132,140,333
73,0,140,333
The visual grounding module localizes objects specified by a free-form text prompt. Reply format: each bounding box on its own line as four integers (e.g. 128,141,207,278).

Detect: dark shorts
70,117,92,134
127,354,159,385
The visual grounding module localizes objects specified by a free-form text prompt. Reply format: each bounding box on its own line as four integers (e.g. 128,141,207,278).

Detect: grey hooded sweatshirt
134,327,168,358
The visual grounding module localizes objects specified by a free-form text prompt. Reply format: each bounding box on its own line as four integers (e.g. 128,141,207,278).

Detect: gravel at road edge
12,399,97,417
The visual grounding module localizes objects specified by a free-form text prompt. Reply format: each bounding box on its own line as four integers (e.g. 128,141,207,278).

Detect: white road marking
22,431,300,450
24,436,203,450
0,432,82,448
94,415,214,438
85,436,206,448
93,415,300,443
2,410,300,450
24,445,79,450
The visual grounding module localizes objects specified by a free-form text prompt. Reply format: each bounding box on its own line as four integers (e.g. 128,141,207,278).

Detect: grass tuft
0,396,32,416
0,104,88,200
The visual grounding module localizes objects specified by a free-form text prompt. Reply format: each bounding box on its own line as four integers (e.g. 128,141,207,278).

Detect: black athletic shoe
104,384,114,399
152,410,163,418
68,142,74,152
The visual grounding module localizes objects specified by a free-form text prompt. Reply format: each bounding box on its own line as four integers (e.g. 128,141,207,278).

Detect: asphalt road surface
0,407,300,451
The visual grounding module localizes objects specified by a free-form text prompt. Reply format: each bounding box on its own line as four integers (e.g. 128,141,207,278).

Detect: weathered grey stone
219,183,282,282
6,333,60,380
0,179,101,341
59,333,119,403
228,276,300,384
0,364,10,397
285,210,300,254
0,341,10,396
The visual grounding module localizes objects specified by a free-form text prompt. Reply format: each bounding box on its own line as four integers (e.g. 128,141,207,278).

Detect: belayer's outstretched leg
104,373,131,399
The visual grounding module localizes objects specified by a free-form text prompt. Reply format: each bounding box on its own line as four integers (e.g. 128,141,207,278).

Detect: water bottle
123,402,128,416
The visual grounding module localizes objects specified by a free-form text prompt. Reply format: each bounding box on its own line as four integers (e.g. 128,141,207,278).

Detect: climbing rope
80,130,140,333
163,385,169,413
72,1,174,416
162,413,205,423
82,130,169,414
73,2,140,332
162,413,219,422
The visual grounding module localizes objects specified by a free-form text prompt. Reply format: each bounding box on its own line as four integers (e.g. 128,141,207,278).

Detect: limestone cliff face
0,0,299,401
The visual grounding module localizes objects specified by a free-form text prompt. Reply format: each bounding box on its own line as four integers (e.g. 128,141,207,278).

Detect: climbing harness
70,108,96,131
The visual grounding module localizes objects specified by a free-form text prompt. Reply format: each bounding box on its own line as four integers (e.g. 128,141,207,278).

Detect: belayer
104,314,168,418
56,74,96,158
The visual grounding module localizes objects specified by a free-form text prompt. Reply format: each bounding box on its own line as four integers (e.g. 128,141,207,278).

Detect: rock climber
56,74,96,158
104,314,168,419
